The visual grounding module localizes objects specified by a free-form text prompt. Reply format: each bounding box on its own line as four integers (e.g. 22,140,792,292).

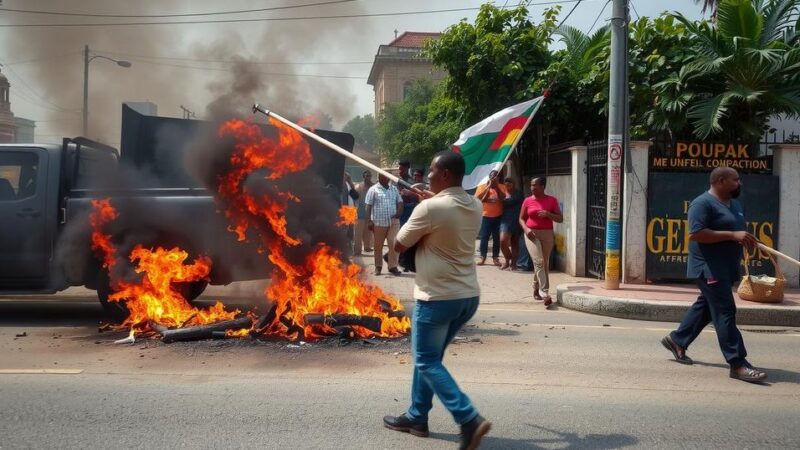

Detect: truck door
0,148,50,286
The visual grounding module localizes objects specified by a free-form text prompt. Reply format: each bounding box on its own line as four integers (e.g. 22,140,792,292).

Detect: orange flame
89,198,118,270
89,201,240,332
336,205,358,226
217,117,410,340
109,246,238,328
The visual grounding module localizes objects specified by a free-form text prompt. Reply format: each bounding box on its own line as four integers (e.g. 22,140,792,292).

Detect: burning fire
89,200,242,331
217,117,410,339
89,199,118,270
337,205,358,226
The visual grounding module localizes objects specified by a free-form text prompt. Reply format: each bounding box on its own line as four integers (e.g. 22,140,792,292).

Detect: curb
556,285,800,327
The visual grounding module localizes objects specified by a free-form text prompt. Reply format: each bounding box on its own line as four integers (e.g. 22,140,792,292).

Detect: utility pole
83,45,89,136
180,105,196,120
604,0,629,290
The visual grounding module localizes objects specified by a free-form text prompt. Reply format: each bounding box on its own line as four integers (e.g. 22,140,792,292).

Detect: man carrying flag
453,97,544,190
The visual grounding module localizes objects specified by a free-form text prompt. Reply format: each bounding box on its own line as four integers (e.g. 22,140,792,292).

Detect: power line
0,51,80,65
0,1,587,28
589,0,611,33
126,57,367,79
0,0,355,18
630,0,639,20
556,0,583,28
0,61,80,113
96,50,372,66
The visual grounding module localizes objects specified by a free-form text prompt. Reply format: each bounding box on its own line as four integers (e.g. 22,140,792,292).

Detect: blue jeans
479,216,501,258
671,278,748,368
406,297,480,426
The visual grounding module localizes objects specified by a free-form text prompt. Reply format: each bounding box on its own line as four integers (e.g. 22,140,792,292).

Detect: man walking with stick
661,167,768,383
383,151,491,450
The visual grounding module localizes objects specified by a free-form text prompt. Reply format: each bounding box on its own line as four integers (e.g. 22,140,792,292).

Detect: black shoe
388,268,401,276
374,268,382,276
383,413,429,437
661,335,693,365
459,415,491,450
730,365,768,383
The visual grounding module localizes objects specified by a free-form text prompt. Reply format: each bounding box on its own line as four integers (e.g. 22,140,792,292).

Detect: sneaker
374,268,382,276
383,413,429,438
388,268,401,276
459,415,491,450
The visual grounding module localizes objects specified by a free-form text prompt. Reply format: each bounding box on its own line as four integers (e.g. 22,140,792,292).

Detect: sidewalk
39,249,800,327
557,282,800,327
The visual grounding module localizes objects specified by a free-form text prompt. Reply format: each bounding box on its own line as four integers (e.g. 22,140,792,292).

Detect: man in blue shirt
661,167,767,383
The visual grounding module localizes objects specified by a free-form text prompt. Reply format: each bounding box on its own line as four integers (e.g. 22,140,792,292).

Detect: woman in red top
519,177,563,306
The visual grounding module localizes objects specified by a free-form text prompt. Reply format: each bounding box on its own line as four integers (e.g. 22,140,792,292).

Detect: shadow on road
690,361,800,385
0,299,104,327
430,424,638,449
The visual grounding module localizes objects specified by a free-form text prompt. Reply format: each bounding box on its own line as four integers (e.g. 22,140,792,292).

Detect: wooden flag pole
253,104,433,197
758,243,800,268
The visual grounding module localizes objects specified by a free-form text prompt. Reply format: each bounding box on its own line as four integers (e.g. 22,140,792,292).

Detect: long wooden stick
253,104,416,190
758,243,800,268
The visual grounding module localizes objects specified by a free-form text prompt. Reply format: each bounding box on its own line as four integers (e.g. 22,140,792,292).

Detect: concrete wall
546,175,572,272
773,144,800,287
622,141,650,284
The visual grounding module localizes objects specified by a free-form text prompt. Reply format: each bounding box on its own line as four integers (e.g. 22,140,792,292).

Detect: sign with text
646,173,779,280
650,141,772,174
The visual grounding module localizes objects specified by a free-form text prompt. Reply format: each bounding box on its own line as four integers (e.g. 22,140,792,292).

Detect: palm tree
695,0,721,16
673,0,800,139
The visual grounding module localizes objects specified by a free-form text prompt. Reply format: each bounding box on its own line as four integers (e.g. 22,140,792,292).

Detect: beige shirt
396,186,482,301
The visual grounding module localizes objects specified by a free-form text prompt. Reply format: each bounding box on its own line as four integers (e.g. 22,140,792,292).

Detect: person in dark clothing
499,178,523,270
661,167,767,383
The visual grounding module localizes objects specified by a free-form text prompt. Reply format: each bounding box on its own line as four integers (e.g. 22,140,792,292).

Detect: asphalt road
1,297,799,449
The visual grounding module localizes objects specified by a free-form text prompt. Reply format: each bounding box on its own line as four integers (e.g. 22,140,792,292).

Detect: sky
0,0,706,146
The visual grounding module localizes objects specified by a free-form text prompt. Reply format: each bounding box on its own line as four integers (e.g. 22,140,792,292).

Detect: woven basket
737,250,785,303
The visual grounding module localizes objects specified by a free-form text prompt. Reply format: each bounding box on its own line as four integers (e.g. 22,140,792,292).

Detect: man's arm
395,203,430,252
688,200,756,248
475,184,490,201
690,229,756,247
394,201,404,219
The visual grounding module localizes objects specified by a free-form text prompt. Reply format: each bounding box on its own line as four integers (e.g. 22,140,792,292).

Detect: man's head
428,151,465,194
378,173,390,187
710,167,741,199
398,160,411,177
412,168,424,183
362,170,372,182
530,177,546,196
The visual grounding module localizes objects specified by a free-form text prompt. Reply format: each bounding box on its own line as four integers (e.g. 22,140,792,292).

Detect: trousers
671,278,748,368
406,297,480,425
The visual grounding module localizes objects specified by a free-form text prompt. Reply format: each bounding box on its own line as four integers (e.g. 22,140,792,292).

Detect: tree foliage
375,0,800,158
342,114,377,150
376,79,463,164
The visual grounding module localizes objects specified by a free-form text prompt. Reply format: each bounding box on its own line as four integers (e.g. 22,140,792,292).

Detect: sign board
650,141,772,174
646,173,779,280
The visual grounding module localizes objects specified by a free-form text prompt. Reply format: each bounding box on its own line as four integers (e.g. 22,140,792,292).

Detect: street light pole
82,45,131,137
82,45,89,136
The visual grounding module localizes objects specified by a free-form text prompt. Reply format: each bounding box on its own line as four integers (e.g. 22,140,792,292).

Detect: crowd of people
342,154,767,449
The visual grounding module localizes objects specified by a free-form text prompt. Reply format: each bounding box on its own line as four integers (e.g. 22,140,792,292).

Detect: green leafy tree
585,14,695,138
342,114,377,150
376,79,463,164
425,3,560,124
673,0,800,140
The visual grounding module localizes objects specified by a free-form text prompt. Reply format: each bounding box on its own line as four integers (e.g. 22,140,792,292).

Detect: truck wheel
96,270,129,322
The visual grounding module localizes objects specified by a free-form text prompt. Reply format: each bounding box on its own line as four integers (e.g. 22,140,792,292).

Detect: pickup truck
0,105,351,314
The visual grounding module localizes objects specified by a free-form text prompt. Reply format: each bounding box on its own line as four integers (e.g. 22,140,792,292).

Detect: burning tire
96,269,128,321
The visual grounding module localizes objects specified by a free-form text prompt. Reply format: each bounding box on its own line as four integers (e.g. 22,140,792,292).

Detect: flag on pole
452,97,543,189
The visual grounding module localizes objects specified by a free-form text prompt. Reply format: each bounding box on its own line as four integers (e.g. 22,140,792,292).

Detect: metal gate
586,139,607,278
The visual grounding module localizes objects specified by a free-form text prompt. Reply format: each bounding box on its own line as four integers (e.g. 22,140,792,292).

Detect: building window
403,81,413,100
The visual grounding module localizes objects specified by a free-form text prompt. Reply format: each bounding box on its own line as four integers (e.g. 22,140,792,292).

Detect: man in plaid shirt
365,174,403,275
